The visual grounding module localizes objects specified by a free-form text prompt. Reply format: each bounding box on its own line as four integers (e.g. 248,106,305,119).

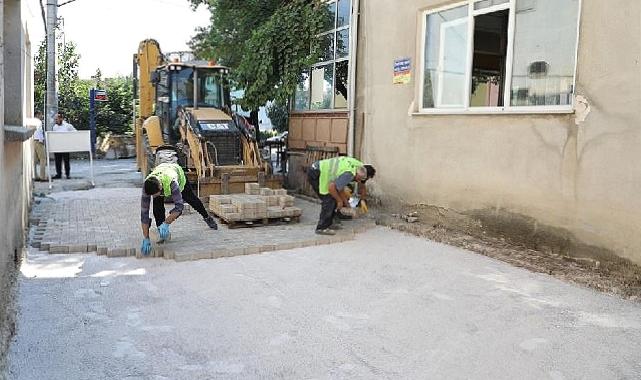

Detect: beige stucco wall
1,0,35,365
356,0,641,263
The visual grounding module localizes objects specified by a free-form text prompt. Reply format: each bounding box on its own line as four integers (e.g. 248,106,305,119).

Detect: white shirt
53,121,76,132
26,117,45,142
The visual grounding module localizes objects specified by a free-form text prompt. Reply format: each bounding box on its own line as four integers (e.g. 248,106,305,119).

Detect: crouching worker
307,156,376,235
140,162,218,255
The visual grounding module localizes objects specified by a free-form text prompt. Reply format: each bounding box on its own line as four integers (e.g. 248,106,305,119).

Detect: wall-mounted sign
393,58,411,84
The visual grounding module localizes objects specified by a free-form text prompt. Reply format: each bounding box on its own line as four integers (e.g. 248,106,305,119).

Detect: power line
58,0,80,7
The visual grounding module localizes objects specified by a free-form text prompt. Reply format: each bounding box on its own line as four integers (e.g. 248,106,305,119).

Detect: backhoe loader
133,39,281,196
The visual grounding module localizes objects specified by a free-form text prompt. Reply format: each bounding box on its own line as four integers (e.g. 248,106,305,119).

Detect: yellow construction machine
133,39,280,196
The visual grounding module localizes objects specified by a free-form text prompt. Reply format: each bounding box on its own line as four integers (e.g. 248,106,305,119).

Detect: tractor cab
152,62,233,140
151,62,248,167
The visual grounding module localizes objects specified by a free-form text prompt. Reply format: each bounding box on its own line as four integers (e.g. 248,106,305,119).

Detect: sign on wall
393,58,412,84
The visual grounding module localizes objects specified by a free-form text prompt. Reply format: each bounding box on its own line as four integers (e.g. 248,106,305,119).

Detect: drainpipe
347,0,360,157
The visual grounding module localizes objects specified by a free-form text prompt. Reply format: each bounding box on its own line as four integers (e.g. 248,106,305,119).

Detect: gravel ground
8,228,641,379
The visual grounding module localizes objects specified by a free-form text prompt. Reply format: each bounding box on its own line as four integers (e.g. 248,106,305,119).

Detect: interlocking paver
28,187,375,262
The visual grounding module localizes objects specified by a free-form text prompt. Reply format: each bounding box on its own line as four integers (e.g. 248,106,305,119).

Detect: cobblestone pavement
29,163,374,261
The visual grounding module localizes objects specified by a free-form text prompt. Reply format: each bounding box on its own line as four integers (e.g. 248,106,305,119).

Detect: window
294,0,351,111
197,72,223,108
421,0,580,112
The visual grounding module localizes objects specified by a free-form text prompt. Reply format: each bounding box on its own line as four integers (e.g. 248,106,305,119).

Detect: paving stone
192,251,212,261
107,249,127,258
28,187,374,263
276,241,302,251
243,246,260,255
153,247,164,258
49,245,69,254
68,244,88,253
259,244,276,252
226,247,245,257
314,237,333,246
174,252,195,262
210,248,230,259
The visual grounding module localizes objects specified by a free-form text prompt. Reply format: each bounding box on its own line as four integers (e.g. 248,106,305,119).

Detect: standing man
31,111,47,181
52,113,76,179
140,162,218,255
307,156,376,235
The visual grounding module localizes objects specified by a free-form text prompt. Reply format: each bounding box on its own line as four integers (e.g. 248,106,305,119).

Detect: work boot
204,215,218,230
315,228,336,236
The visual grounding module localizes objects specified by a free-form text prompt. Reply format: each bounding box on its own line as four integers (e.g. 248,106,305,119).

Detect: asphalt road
7,227,641,379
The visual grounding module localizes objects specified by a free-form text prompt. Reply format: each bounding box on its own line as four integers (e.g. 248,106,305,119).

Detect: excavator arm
134,39,164,175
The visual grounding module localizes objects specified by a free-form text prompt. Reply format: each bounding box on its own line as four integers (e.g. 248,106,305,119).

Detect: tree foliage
189,0,327,111
266,101,288,133
33,38,134,136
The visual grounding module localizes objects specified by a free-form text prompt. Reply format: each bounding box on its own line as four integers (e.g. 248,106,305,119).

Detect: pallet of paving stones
209,183,302,228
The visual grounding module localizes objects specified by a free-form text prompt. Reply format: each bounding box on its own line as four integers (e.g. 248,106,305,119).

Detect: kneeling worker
140,162,218,255
307,156,376,235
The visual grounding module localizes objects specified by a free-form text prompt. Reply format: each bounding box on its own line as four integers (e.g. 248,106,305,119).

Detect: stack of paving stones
27,189,375,263
209,183,302,223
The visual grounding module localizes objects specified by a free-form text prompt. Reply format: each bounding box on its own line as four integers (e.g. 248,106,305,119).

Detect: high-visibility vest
146,163,186,197
318,156,363,195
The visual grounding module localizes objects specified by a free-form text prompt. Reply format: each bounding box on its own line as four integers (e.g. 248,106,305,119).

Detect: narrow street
7,160,641,379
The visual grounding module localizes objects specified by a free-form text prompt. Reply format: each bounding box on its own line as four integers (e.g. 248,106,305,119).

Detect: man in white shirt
31,111,47,181
52,113,76,179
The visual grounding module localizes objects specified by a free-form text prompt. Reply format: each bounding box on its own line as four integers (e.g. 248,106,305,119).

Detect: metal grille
205,134,241,166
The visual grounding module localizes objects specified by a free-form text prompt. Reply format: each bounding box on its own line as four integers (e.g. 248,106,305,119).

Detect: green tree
33,37,84,125
33,36,133,136
189,0,326,111
266,101,288,133
57,39,81,117
34,40,46,114
95,76,134,136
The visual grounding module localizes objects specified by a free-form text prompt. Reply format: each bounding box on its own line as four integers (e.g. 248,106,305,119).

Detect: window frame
418,0,582,115
294,0,352,112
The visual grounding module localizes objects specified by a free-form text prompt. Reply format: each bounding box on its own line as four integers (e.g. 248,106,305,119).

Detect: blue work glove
158,223,170,240
141,238,152,256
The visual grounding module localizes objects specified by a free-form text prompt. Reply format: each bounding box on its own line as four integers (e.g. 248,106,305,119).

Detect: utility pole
45,0,58,131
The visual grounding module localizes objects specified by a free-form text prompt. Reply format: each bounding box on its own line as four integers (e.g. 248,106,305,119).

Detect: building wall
0,0,34,367
356,0,641,263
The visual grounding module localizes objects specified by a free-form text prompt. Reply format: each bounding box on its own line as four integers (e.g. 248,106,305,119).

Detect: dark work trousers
54,153,70,177
152,182,209,227
308,167,336,230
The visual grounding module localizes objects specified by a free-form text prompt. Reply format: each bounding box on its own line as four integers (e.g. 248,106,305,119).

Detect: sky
23,0,211,79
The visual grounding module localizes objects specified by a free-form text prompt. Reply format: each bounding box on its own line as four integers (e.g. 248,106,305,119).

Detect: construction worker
140,162,218,255
307,156,376,235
